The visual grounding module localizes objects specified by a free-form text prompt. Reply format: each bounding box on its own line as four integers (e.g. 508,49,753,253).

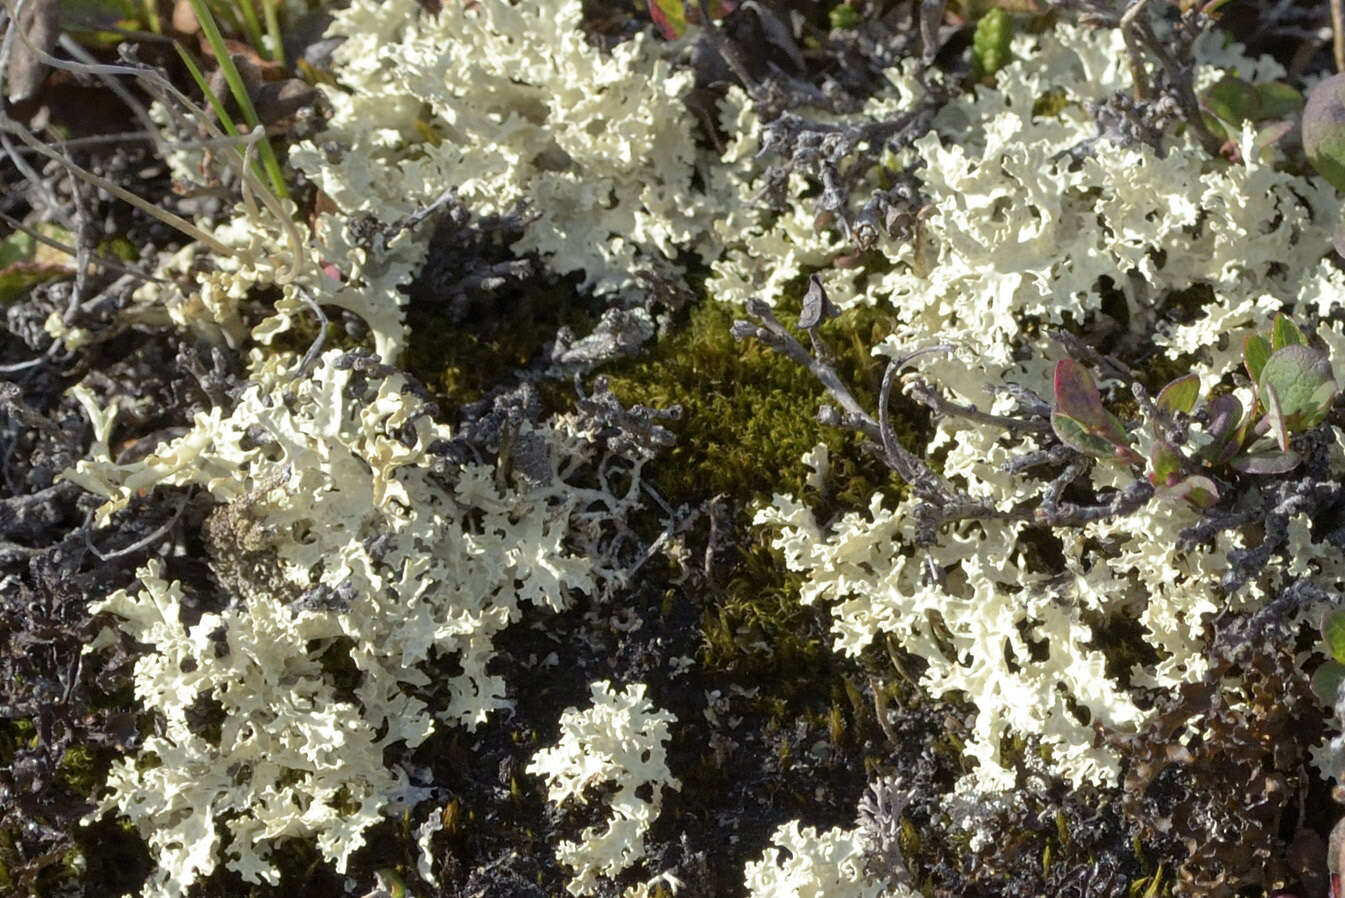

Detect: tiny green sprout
648,0,689,39
829,1,863,30
1050,313,1338,509
972,8,1013,80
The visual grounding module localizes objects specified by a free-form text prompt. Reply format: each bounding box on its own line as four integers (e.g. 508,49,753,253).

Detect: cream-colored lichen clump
755,22,1345,791
744,821,918,898
72,349,646,897
527,681,681,897
55,0,1345,892
288,0,721,300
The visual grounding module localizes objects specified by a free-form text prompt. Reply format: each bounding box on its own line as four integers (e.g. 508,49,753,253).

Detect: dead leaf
6,0,59,103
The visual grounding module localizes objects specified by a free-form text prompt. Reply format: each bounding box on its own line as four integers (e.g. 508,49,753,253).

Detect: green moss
602,295,917,510
697,534,827,684
0,718,34,768
0,828,13,891
1033,88,1071,119
57,744,101,797
402,280,596,408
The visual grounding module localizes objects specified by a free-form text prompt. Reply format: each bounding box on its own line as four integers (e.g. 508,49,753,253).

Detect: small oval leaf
1260,344,1336,424
1305,73,1345,193
1156,373,1200,416
1244,334,1271,383
1270,312,1308,351
648,0,688,39
1052,413,1121,459
1326,609,1345,663
1313,660,1345,706
1228,447,1301,474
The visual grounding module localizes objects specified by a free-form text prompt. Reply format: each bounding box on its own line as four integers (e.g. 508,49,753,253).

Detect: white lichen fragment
76,350,644,897
290,0,720,299
89,561,399,894
748,21,1345,792
744,821,915,898
527,681,680,897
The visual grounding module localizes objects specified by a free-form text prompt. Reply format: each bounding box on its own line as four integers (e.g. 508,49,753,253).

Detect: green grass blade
187,0,290,200
231,0,268,59
261,0,285,67
173,42,241,137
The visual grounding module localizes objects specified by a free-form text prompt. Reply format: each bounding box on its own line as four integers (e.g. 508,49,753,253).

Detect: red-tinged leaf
1252,119,1295,158
1182,475,1219,509
1244,334,1271,383
0,229,70,303
0,259,67,303
1114,443,1143,465
648,0,687,39
1228,446,1301,474
1053,359,1128,445
1204,393,1242,442
1156,372,1200,416
1205,392,1253,467
1146,439,1183,486
1270,312,1308,351
1156,474,1219,509
1051,412,1121,460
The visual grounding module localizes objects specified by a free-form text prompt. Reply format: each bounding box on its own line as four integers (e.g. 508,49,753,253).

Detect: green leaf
1258,344,1336,429
1182,475,1219,509
1303,73,1345,193
0,261,67,304
1146,439,1184,487
1313,660,1345,706
1255,81,1303,120
1325,609,1345,663
1201,75,1260,138
649,0,688,38
1270,312,1308,351
1156,373,1200,416
0,230,68,304
0,230,35,269
1156,474,1219,510
1227,446,1300,474
1051,413,1122,459
1304,378,1339,429
1243,334,1271,383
